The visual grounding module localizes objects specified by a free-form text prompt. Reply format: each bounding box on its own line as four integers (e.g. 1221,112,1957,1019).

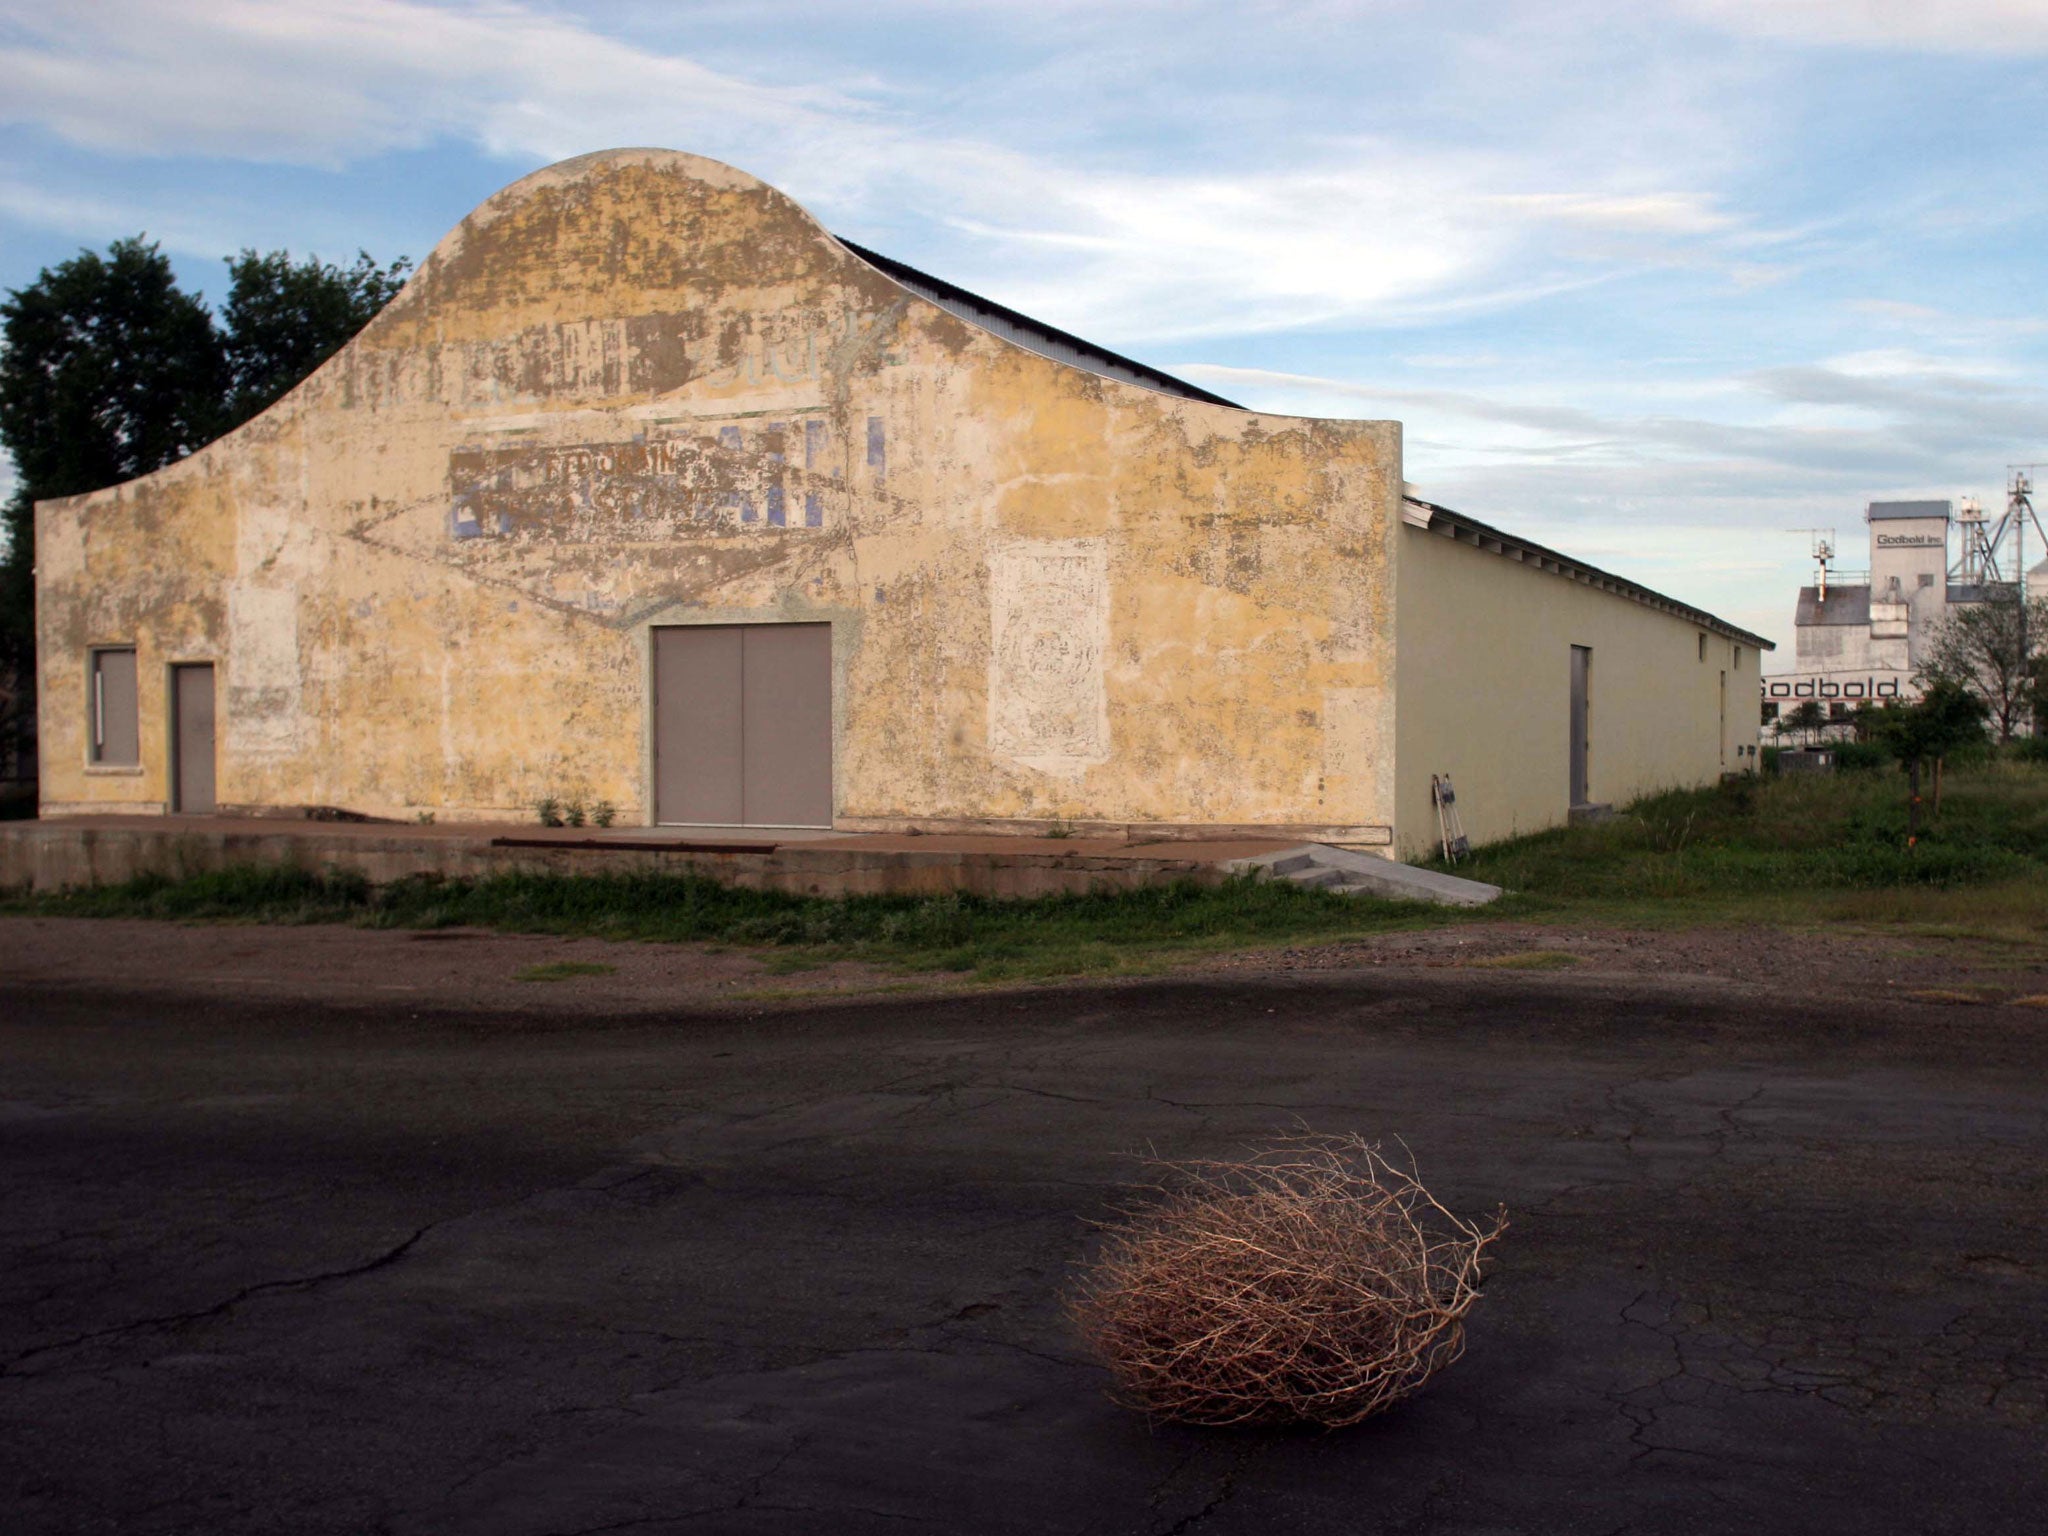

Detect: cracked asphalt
3,929,2045,1534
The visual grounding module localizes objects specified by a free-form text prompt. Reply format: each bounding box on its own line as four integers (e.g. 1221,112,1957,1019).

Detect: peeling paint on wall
988,540,1110,777
224,585,301,758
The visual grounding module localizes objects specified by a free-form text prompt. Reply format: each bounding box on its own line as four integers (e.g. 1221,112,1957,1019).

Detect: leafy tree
1874,680,1987,839
1779,699,1826,746
220,249,410,427
1848,699,1885,743
1,237,228,502
1917,586,2048,743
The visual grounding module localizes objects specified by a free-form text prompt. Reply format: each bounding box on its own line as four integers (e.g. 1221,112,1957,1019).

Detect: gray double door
653,624,833,828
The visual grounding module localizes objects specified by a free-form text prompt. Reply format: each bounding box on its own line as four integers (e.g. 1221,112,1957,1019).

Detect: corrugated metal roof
834,237,1243,408
1867,500,1951,521
1403,495,1774,648
1796,585,1871,626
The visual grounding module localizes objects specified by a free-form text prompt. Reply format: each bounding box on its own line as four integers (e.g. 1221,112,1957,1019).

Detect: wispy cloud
1674,0,2048,53
1182,354,2045,495
1492,191,1737,236
0,0,851,168
0,0,1791,345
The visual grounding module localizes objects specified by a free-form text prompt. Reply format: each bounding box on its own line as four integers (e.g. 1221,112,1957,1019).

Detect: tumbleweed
1069,1133,1506,1427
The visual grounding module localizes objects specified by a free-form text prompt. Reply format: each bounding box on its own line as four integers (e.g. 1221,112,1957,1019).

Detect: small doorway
653,623,832,828
171,663,217,814
1568,645,1591,808
1718,669,1728,768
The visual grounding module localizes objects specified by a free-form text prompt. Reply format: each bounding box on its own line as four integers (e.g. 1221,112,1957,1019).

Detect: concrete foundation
0,817,1296,899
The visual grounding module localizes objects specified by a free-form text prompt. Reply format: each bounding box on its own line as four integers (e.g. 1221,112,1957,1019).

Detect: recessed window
1698,633,1707,662
89,647,140,765
1761,701,1779,723
1733,645,1744,669
1919,572,1935,588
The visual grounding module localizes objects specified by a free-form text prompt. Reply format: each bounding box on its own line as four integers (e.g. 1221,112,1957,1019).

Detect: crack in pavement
1150,1444,1250,1536
0,1221,438,1379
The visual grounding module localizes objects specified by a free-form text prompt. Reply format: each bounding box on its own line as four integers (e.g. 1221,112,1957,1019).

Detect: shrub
1832,740,1889,772
1069,1134,1506,1427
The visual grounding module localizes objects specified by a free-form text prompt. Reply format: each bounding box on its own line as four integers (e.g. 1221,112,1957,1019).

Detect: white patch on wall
1321,688,1383,782
225,584,303,758
988,540,1110,777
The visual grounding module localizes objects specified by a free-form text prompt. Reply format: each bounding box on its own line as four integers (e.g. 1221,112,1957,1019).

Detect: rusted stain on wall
36,149,1401,829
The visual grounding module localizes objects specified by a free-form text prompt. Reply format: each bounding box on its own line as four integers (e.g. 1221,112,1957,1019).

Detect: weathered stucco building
36,149,1767,859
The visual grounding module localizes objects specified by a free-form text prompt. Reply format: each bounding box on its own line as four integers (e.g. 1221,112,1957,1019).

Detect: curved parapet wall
36,149,1401,832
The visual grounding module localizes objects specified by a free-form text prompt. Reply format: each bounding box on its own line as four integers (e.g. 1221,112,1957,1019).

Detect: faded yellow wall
1392,522,1762,858
37,150,1401,832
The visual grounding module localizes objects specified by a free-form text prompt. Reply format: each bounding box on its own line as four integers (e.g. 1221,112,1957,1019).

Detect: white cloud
0,0,1780,345
0,0,850,168
1673,0,2048,52
1179,356,2043,547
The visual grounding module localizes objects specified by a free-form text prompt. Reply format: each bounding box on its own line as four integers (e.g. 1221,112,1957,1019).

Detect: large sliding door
654,624,832,828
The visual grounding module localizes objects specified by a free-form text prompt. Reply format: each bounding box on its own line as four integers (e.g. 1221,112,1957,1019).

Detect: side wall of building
1392,523,1760,858
36,150,1402,835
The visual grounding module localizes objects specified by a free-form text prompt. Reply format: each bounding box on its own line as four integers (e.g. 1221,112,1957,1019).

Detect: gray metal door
654,624,831,827
172,663,216,814
1718,670,1727,767
1569,645,1590,808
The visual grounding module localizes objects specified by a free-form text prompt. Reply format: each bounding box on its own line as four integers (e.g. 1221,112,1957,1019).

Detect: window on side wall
1734,645,1744,670
1761,701,1778,723
1698,633,1707,661
89,647,140,766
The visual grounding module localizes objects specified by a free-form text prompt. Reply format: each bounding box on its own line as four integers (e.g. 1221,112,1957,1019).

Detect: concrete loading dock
34,149,1767,865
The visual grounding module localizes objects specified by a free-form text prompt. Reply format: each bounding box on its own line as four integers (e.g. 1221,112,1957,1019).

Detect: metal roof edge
833,236,1245,409
1403,495,1776,650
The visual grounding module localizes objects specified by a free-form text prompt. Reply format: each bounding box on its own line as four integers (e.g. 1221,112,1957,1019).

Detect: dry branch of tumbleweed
1069,1134,1507,1427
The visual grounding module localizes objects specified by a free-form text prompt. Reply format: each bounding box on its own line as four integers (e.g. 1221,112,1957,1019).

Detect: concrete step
1325,881,1386,899
1227,843,1503,907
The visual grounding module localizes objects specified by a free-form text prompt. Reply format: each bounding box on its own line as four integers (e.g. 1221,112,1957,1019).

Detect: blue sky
3,0,2044,656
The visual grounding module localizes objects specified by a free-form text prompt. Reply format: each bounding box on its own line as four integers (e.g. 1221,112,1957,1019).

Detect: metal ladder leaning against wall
1432,773,1470,864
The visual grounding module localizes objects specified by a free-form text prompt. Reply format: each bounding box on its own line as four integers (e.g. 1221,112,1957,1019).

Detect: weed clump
1070,1134,1505,1427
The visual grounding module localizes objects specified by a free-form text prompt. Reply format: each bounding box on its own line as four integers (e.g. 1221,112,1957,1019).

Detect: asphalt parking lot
2,923,2044,1534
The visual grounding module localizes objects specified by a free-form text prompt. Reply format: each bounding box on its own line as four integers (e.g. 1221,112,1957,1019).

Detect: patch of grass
4,866,1448,983
1467,950,1582,970
513,960,617,982
12,863,374,923
1434,760,2048,931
